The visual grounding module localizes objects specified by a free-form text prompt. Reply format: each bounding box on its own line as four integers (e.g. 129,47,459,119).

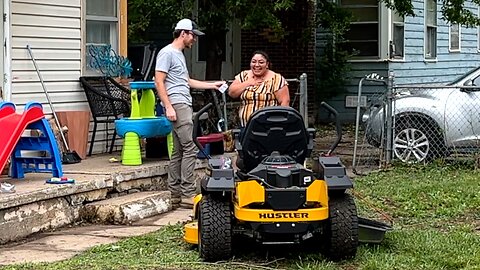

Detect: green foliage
127,0,194,43
315,0,354,102
127,0,296,43
383,0,480,27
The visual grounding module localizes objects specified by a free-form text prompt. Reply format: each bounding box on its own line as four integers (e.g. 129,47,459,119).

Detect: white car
362,67,480,163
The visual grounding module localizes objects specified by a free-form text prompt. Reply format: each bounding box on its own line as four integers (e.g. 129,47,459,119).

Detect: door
188,22,240,81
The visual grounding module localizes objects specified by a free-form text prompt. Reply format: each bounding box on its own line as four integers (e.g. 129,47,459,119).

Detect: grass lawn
2,162,479,270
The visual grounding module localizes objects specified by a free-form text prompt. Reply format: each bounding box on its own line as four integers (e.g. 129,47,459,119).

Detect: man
155,18,224,208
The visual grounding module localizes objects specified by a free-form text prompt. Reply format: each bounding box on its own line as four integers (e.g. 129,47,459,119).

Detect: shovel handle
27,45,70,151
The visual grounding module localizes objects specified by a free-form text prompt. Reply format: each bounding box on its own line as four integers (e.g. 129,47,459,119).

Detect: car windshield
447,66,480,85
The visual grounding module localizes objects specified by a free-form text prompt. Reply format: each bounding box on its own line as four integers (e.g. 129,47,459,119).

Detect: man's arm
155,70,177,121
188,78,225,90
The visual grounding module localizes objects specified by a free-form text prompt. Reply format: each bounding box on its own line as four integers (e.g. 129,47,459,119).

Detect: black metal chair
79,76,131,156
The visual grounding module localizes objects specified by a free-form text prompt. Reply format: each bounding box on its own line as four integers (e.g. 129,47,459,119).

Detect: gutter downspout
3,0,11,102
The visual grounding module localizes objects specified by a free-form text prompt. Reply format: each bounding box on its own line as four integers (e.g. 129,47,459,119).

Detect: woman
229,50,290,127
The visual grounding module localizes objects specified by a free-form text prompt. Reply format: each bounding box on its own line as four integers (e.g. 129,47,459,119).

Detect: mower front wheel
198,194,232,262
324,192,359,261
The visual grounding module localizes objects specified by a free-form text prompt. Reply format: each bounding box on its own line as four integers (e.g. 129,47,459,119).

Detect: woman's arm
228,79,253,98
275,85,290,106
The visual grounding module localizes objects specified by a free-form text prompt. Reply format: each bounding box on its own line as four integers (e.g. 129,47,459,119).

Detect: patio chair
79,76,131,156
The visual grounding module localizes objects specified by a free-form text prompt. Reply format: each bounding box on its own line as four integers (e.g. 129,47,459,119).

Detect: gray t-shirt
155,44,192,105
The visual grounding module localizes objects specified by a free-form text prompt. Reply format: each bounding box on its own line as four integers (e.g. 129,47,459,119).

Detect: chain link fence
354,71,480,174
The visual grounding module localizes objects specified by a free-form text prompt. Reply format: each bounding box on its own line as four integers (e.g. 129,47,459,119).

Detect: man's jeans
167,104,197,198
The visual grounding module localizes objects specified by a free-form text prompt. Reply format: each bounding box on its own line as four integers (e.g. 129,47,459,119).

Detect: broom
26,45,82,164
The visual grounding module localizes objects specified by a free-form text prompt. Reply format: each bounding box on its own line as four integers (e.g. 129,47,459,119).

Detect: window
391,11,404,59
85,0,118,72
425,0,437,59
449,24,460,51
340,0,379,58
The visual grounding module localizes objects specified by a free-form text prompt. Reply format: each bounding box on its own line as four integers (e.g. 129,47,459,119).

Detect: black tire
198,194,232,262
394,117,446,163
324,193,358,261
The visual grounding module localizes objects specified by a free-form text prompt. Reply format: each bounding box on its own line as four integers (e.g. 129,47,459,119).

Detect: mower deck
184,217,391,245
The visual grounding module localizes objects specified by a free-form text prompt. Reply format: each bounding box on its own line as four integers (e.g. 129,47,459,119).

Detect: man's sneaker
180,197,195,209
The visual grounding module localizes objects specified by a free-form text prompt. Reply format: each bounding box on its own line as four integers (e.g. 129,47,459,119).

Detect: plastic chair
79,76,131,156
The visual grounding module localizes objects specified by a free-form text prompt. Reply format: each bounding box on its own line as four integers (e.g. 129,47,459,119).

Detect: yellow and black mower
184,102,390,262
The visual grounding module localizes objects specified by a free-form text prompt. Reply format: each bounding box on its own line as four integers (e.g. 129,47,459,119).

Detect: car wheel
394,119,445,163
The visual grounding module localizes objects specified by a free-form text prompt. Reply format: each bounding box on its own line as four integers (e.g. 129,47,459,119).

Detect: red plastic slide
0,103,45,173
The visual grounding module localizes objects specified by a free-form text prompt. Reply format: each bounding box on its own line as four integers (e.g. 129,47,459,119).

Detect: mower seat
234,106,315,173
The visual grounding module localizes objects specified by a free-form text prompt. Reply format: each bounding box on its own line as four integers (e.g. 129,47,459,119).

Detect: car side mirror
461,79,480,92
464,79,474,86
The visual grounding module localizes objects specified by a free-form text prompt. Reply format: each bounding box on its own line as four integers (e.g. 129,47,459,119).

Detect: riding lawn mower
184,102,391,262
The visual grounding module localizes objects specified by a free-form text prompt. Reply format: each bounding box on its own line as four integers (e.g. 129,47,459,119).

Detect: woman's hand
246,76,258,86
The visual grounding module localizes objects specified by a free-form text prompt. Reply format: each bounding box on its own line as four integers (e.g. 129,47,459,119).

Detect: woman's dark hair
251,50,270,64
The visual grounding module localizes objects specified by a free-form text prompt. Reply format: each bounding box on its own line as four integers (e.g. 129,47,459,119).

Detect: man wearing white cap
155,18,225,208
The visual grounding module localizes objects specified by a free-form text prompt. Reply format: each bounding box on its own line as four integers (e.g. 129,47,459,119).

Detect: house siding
10,0,86,111
9,0,118,155
390,0,480,85
318,61,389,122
316,0,480,122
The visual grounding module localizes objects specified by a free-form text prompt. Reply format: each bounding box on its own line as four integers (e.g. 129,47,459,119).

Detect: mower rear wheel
324,192,358,260
198,194,232,262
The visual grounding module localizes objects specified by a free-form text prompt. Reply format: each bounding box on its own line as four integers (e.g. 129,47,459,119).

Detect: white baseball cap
175,19,205,36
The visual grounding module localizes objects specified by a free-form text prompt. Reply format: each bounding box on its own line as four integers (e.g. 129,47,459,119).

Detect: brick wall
240,0,316,123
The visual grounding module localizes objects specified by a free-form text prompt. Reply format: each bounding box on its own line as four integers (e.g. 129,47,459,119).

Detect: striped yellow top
236,70,288,126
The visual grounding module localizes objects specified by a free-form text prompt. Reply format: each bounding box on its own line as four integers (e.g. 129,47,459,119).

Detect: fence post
385,70,395,164
299,73,308,127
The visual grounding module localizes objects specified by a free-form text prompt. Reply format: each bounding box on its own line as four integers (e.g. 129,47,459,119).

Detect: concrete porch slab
0,152,234,244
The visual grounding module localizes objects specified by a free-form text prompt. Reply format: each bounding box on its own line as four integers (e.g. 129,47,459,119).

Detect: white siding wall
10,0,119,155
10,0,86,111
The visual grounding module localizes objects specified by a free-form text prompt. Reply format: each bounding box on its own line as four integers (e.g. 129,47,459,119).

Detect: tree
128,0,296,80
382,0,480,27
127,0,480,90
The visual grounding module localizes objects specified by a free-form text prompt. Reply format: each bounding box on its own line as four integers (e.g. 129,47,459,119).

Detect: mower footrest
358,217,392,244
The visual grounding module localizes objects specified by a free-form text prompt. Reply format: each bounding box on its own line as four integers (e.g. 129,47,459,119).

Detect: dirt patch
312,124,382,176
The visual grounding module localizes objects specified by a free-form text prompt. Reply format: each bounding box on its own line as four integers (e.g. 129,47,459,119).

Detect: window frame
84,0,120,75
424,0,437,60
478,7,480,52
340,0,381,59
449,23,461,52
390,11,405,60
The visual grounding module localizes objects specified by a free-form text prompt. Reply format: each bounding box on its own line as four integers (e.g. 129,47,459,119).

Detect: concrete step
83,191,172,224
0,152,235,244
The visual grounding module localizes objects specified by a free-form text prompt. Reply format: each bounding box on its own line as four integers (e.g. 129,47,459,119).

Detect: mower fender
203,169,235,192
316,156,353,190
